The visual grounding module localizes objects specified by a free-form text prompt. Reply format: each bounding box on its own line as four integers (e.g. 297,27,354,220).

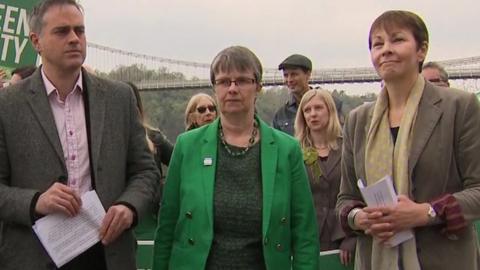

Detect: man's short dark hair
11,66,37,80
29,0,83,34
422,61,449,83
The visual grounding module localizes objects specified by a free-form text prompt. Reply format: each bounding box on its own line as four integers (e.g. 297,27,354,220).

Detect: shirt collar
41,67,84,96
287,94,298,107
286,86,312,107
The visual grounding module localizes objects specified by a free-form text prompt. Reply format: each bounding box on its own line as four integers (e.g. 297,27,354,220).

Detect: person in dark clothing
10,66,37,84
128,82,174,240
0,66,36,88
272,54,312,135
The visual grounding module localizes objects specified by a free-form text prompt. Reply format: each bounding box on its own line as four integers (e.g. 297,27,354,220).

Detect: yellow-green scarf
303,147,322,182
364,75,425,270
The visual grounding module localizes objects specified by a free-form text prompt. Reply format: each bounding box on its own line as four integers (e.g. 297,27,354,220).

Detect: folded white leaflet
32,190,105,267
357,176,414,246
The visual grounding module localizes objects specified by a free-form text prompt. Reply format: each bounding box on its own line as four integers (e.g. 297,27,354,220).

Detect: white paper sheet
32,190,106,267
358,176,414,246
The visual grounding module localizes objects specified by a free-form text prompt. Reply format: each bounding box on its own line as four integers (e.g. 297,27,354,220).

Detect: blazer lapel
258,118,278,237
323,146,341,176
358,104,375,181
365,104,375,136
26,71,65,166
84,72,106,179
201,119,219,229
408,83,442,179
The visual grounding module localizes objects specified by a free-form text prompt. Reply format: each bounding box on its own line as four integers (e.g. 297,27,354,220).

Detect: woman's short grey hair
210,46,263,85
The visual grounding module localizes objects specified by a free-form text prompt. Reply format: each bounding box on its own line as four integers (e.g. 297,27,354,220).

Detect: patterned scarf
364,75,425,270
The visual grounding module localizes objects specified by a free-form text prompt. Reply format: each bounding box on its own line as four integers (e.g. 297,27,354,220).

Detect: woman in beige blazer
336,10,480,270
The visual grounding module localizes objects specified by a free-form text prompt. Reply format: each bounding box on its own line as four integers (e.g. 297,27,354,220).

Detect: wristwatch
347,208,362,230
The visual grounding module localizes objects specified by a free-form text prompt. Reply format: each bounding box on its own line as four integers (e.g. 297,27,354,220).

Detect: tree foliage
101,64,377,142
99,64,186,83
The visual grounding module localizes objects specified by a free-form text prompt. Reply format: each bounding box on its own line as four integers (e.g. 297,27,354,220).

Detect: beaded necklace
219,120,258,157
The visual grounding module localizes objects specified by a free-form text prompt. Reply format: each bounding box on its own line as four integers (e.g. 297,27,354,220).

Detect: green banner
0,0,40,73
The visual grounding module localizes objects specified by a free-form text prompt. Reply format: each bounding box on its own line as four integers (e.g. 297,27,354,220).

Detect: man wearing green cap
272,54,312,135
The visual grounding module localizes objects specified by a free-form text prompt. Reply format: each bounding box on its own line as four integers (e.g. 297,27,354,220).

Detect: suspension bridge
85,42,480,92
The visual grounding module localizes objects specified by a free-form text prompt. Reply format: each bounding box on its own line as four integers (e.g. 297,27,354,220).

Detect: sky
79,0,479,70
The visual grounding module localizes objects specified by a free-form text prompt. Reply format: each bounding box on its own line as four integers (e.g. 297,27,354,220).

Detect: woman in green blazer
153,46,319,270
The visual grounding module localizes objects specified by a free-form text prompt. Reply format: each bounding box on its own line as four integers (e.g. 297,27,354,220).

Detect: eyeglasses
214,77,256,89
196,105,216,114
427,78,449,87
427,78,444,83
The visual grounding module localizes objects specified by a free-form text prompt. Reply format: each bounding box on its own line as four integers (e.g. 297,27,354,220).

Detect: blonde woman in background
185,93,217,130
295,89,355,266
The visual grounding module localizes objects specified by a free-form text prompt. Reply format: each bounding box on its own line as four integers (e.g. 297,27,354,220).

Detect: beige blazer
337,81,480,270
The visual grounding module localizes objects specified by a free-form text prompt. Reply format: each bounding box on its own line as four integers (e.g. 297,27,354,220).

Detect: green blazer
153,117,319,270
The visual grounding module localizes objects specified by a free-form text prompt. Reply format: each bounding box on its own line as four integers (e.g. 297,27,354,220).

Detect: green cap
278,54,312,71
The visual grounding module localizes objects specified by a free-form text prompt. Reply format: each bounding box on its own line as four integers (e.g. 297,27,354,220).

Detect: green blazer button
185,211,193,219
280,217,287,224
276,244,283,251
188,238,195,245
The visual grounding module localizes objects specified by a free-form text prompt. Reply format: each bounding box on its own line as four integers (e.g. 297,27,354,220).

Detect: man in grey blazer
0,0,160,269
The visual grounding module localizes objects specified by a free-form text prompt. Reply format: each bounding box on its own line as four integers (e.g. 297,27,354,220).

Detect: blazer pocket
173,217,187,244
0,223,15,262
169,244,191,269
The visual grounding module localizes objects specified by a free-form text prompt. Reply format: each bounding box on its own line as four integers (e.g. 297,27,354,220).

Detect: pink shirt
41,68,92,195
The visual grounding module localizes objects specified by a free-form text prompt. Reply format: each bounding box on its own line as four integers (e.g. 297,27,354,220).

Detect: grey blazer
336,80,480,270
306,140,346,250
0,69,160,270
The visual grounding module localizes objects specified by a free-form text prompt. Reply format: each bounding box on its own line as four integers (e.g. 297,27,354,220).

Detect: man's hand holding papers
32,190,106,267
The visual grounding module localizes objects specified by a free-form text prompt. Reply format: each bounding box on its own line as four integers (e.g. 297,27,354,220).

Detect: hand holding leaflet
357,176,414,246
32,190,106,267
